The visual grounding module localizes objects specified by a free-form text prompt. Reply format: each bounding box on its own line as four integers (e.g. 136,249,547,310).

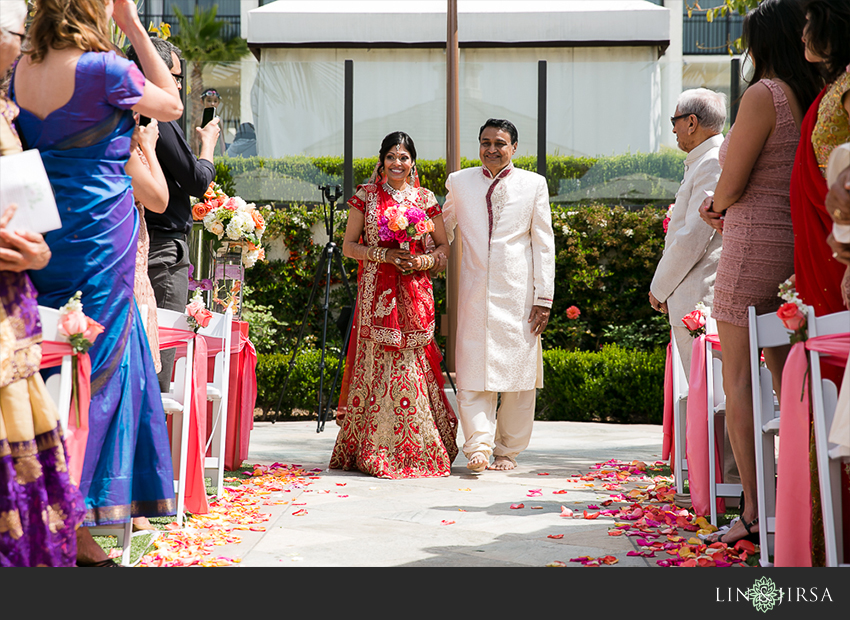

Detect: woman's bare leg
709,320,760,543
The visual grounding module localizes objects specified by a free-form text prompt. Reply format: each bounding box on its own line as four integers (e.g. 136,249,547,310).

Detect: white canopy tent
245,1,672,160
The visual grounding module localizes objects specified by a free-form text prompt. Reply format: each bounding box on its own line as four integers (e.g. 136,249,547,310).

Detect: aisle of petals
539,459,757,568
139,463,314,567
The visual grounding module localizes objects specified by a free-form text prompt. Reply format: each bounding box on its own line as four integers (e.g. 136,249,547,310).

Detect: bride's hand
385,249,413,271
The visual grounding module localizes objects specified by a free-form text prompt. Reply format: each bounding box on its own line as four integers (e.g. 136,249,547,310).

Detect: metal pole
446,0,461,372
537,60,547,179
344,60,354,202
730,57,740,125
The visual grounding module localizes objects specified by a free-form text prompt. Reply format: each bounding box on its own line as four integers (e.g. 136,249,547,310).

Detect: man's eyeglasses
670,113,700,127
3,29,25,43
172,73,184,86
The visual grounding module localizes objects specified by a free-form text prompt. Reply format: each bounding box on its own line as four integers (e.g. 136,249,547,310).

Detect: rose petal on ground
548,534,564,539
559,506,574,517
510,503,525,509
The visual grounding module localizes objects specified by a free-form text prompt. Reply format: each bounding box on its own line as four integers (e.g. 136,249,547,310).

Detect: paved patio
212,411,666,567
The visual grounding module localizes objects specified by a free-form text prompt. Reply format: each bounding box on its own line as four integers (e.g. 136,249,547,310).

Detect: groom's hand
528,305,550,336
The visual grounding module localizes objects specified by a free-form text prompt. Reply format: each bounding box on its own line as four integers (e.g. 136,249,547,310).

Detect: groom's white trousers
456,388,536,461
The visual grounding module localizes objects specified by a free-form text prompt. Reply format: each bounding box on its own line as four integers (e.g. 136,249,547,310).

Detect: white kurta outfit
650,134,723,374
443,164,555,459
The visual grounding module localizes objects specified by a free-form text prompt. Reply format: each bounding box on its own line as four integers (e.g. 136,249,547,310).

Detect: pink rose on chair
82,316,105,343
194,308,213,329
566,305,581,320
186,298,205,316
777,302,806,332
59,309,88,339
682,309,706,332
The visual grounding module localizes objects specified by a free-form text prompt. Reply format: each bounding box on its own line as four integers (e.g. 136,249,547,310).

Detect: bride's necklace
383,181,413,201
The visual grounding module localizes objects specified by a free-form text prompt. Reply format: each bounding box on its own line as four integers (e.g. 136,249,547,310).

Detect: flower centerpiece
57,291,104,426
682,301,710,337
192,182,269,268
776,277,807,343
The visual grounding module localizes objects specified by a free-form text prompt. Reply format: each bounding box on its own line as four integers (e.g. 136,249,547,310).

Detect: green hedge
537,345,665,424
255,343,665,424
255,348,345,418
215,151,681,204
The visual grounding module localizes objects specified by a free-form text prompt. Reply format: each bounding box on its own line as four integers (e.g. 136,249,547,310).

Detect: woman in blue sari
11,0,183,566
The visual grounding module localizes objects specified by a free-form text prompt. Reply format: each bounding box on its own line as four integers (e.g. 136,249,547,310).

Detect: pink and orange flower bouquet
379,204,435,247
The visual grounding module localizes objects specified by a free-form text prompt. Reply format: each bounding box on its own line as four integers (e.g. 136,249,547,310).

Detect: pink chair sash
158,325,210,516
224,322,256,471
662,341,674,462
40,341,90,487
775,333,849,567
685,334,725,517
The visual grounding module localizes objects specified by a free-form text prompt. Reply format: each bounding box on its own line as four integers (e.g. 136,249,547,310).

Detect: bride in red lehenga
329,131,459,478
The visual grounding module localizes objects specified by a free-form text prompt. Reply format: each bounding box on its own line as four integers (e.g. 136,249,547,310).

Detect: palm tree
170,5,249,153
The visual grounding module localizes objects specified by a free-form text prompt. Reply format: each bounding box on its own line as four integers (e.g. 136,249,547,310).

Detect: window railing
139,12,242,41
683,11,744,55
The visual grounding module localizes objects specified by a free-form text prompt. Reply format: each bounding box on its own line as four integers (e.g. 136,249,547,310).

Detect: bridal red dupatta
790,87,847,317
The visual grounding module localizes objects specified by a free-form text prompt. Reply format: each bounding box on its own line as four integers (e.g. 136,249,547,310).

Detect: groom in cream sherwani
439,118,555,472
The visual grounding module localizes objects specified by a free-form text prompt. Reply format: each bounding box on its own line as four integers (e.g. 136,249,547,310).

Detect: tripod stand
274,185,355,433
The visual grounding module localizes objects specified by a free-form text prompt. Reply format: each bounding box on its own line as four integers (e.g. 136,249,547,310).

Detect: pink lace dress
133,148,162,372
712,79,799,328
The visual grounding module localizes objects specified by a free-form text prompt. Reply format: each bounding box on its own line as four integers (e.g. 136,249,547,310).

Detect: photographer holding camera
127,37,220,390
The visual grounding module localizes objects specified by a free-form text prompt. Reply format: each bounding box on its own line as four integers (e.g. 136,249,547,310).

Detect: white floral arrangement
191,182,269,268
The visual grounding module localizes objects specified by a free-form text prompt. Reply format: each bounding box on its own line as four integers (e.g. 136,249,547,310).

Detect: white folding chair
749,306,794,566
39,306,134,565
197,308,233,499
37,306,74,434
809,308,850,567
670,330,689,494
705,318,743,526
157,307,195,527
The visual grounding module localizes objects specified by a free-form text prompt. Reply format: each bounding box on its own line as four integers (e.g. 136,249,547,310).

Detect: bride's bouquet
379,204,435,245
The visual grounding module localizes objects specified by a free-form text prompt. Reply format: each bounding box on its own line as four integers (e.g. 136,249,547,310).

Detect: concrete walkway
216,410,666,568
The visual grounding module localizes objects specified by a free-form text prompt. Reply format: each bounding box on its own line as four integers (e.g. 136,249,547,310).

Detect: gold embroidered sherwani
443,164,555,459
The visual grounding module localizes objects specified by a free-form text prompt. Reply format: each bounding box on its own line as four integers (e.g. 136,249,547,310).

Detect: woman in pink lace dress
699,0,823,547
127,117,168,375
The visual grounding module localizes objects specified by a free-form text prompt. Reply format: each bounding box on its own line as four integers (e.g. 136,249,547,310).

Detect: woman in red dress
329,132,458,478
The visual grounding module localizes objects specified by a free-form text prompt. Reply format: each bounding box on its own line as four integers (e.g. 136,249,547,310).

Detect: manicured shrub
255,348,345,418
215,152,676,204
537,345,665,424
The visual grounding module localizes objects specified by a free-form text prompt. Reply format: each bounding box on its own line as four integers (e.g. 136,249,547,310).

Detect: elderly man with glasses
650,88,727,375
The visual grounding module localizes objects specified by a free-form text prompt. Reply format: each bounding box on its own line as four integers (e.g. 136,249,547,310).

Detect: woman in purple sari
11,0,183,566
0,0,86,567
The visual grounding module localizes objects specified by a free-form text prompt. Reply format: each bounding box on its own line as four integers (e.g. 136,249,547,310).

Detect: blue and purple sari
11,51,176,526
